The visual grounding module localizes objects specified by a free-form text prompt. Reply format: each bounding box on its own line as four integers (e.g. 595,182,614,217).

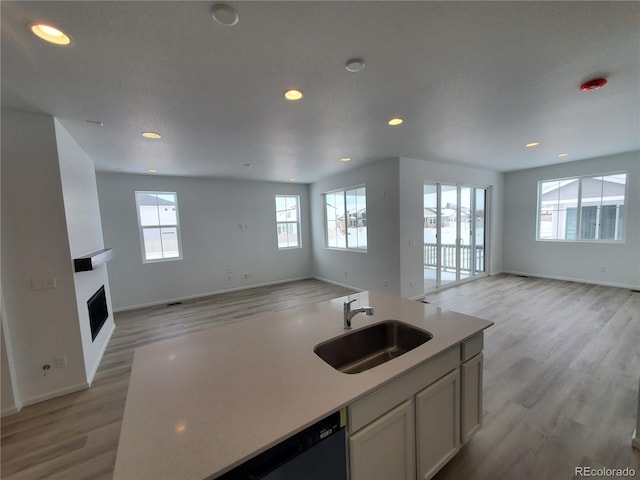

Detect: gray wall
309,157,504,298
96,172,312,310
503,151,640,288
310,159,402,294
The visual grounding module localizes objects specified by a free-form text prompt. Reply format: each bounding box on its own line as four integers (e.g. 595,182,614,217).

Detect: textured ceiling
2,1,639,183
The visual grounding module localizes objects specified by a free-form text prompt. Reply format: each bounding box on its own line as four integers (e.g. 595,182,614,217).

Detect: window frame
135,191,183,263
324,184,368,252
536,171,627,243
275,194,302,250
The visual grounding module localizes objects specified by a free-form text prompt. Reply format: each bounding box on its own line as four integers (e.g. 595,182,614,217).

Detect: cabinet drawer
349,346,459,433
462,333,483,362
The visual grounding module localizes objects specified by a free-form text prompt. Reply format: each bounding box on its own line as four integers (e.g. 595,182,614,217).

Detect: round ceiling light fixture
142,131,162,139
30,23,71,45
284,89,303,101
345,58,365,73
580,77,607,92
388,117,404,126
211,3,239,26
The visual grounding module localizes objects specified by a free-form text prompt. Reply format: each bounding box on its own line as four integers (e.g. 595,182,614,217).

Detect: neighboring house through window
324,185,367,250
135,191,182,262
537,173,627,242
275,195,301,249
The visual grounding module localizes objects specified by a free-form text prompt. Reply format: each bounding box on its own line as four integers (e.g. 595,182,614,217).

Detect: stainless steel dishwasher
215,410,347,480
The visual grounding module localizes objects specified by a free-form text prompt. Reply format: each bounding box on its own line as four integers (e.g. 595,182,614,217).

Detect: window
324,186,367,250
537,173,626,242
275,195,301,249
135,191,182,262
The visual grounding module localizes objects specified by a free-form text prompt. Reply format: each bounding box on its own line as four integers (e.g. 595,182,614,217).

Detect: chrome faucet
343,299,374,329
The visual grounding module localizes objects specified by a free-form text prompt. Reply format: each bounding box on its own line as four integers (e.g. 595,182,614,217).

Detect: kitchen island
113,290,493,479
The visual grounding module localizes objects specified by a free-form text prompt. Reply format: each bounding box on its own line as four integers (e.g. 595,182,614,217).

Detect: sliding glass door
424,183,488,291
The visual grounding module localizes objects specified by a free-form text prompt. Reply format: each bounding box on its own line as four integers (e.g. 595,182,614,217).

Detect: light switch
31,275,57,291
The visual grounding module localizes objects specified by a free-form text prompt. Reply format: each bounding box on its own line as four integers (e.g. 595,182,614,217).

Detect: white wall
55,120,115,383
398,157,504,298
96,172,312,310
310,159,402,294
503,151,640,288
1,109,88,408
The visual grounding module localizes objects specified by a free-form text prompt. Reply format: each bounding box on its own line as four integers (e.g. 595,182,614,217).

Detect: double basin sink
314,320,433,374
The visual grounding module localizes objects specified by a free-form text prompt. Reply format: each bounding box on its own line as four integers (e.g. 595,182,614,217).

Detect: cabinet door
349,399,415,480
415,369,460,480
461,352,483,444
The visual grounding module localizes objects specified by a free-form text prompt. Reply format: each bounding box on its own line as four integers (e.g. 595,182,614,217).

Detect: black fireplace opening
88,285,108,342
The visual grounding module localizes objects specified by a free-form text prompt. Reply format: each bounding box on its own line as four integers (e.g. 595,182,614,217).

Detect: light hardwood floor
425,274,640,480
1,275,638,479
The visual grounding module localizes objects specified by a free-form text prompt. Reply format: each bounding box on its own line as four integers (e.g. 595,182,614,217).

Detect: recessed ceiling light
211,3,239,26
345,58,365,73
340,157,351,162
525,142,539,147
142,132,161,139
30,23,71,45
289,178,296,182
284,89,303,101
558,153,569,158
388,117,403,126
147,169,158,173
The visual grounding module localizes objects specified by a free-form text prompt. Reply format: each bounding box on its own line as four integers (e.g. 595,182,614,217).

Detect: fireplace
87,286,108,341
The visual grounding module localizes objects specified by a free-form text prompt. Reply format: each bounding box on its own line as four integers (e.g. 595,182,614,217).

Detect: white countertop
113,291,493,480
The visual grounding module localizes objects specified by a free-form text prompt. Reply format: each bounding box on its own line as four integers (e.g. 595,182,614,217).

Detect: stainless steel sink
314,320,433,374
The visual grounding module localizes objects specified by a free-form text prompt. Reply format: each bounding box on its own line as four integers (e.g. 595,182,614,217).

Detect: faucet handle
344,299,358,309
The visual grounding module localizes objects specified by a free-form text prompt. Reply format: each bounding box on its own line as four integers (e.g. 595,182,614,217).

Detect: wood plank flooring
1,279,356,480
424,275,640,480
2,275,638,479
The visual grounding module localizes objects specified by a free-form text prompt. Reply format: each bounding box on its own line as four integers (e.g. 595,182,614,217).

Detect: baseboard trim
19,382,90,410
113,276,314,313
310,276,362,292
1,404,21,417
501,270,638,290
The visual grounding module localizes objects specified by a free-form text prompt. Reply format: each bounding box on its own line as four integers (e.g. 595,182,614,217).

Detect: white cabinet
349,399,415,480
461,352,483,444
347,332,486,480
416,369,460,480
